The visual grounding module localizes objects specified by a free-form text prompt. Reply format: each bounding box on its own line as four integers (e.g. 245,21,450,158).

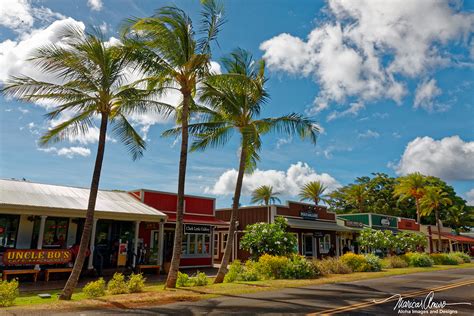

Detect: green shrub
282,255,317,279
107,273,129,295
446,253,464,265
257,254,290,279
406,252,433,267
127,273,146,293
224,260,244,283
313,258,352,275
0,279,19,307
191,272,209,286
382,256,409,269
451,252,470,263
241,260,260,281
361,254,382,272
176,271,190,287
341,253,367,272
83,278,106,298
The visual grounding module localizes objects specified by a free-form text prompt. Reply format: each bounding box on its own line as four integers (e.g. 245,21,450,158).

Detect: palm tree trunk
59,113,108,300
436,209,442,253
166,92,190,288
214,144,248,284
415,198,421,224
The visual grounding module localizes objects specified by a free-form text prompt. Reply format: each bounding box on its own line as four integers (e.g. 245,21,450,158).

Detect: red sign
3,249,73,265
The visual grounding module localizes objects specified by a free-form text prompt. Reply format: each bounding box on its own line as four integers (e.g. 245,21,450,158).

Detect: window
0,215,20,249
320,234,331,254
183,233,211,256
221,233,228,252
32,217,69,249
213,233,219,257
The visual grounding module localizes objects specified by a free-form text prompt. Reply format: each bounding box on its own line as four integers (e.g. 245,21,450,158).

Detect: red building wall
398,218,420,231
139,191,214,216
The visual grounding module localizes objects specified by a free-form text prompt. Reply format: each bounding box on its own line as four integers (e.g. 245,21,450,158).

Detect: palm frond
112,114,146,161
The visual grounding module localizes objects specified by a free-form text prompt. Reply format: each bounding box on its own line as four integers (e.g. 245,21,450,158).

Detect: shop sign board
3,249,72,265
313,231,324,238
345,220,364,228
380,217,391,226
184,224,211,234
300,206,319,220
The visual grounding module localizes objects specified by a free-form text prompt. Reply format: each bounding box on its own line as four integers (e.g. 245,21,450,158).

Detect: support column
132,220,141,268
158,221,165,266
35,215,47,270
87,218,98,270
335,234,340,258
449,239,453,252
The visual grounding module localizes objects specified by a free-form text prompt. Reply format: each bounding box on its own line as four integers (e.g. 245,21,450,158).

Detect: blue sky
0,0,473,208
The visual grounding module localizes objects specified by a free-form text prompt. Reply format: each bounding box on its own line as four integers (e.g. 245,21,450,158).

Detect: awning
286,218,353,232
165,213,229,226
0,179,167,222
433,232,474,244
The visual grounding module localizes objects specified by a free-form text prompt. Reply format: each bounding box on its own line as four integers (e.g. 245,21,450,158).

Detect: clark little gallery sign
3,249,73,265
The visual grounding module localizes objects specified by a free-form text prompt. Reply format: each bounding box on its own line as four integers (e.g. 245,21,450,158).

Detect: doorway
302,234,314,257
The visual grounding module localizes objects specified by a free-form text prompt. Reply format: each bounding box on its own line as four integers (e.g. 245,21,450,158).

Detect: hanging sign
3,249,72,265
184,224,211,234
313,231,324,238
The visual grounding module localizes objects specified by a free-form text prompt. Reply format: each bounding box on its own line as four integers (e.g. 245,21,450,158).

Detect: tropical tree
1,26,167,299
394,172,427,223
251,185,281,205
164,49,319,283
123,0,225,288
299,181,327,205
420,186,452,252
445,205,473,234
345,184,369,213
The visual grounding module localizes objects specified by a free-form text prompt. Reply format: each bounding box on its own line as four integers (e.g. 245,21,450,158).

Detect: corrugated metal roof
286,217,353,232
0,179,166,220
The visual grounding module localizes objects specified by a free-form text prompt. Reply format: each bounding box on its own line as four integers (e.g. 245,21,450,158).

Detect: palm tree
164,49,319,283
420,186,452,252
251,185,281,224
299,181,327,205
1,26,168,299
345,184,369,213
251,185,281,205
123,0,225,288
394,172,426,223
445,205,473,234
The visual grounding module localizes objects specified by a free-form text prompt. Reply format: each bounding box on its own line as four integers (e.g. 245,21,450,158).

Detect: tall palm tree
420,186,452,252
394,172,426,223
299,181,327,205
345,184,369,213
251,185,281,205
445,205,473,234
1,26,169,300
123,0,225,288
164,49,319,283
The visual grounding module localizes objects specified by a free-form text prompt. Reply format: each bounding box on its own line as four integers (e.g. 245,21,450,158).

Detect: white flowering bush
240,216,297,259
358,228,427,254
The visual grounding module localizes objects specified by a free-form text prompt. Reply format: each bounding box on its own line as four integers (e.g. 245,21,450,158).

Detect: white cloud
87,0,103,11
394,136,474,180
276,136,292,149
358,129,380,139
38,146,91,158
414,79,444,112
205,162,341,196
327,102,365,121
466,189,474,205
260,0,474,114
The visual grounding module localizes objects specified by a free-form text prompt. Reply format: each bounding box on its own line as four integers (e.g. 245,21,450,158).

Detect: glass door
302,234,314,257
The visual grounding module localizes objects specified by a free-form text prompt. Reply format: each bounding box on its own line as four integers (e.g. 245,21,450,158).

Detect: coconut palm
394,172,426,223
1,26,170,299
123,0,225,288
251,185,281,205
420,186,452,252
163,49,319,283
345,184,369,213
298,181,328,205
445,205,473,234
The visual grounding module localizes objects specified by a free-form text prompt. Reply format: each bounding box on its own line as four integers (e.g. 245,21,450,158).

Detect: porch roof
0,179,167,222
286,217,353,232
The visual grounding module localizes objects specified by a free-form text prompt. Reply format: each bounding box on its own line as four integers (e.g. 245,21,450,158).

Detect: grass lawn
7,262,474,313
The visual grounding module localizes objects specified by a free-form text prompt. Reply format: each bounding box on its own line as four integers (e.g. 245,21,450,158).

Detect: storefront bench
2,269,39,282
137,264,160,275
44,267,73,282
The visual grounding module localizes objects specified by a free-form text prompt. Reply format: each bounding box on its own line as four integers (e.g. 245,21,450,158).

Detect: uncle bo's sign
3,249,73,265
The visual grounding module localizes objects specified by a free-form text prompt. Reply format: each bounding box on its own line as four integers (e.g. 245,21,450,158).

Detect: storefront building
337,213,400,233
0,179,167,276
129,189,229,270
420,222,474,254
216,201,352,261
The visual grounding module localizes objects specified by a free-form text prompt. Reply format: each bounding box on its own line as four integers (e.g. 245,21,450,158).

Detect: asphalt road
8,267,474,316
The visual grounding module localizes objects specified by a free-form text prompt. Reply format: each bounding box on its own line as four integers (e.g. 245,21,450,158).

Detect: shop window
183,233,211,257
0,215,20,249
320,234,331,254
213,233,219,257
31,217,69,249
221,233,228,252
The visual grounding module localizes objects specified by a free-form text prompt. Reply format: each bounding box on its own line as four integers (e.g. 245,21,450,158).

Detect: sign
345,220,364,228
184,224,211,234
380,217,391,226
300,206,319,220
3,249,72,265
313,231,324,238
